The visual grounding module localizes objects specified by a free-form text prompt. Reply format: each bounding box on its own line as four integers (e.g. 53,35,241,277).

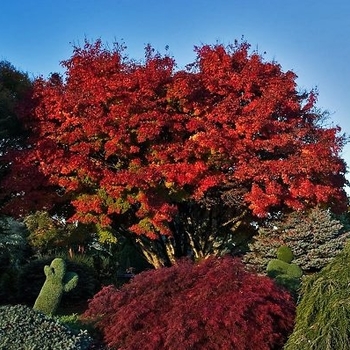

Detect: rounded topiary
287,263,304,279
267,245,302,295
83,256,295,350
276,245,293,263
0,304,92,349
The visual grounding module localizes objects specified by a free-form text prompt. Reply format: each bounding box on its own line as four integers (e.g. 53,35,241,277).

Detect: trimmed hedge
0,304,92,349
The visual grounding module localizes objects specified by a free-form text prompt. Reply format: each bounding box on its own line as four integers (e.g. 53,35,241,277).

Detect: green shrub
0,304,92,349
0,252,16,304
17,257,99,308
33,258,78,315
56,313,104,346
23,211,89,257
267,246,302,295
276,245,294,263
16,258,53,305
56,313,93,335
285,240,350,349
89,236,153,286
56,313,81,331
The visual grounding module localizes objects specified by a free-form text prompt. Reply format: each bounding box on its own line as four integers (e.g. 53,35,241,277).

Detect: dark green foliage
0,304,92,349
17,257,99,308
0,61,31,153
59,255,100,308
89,235,153,286
56,313,105,348
0,216,28,266
116,238,152,274
285,240,350,349
0,216,29,304
0,62,32,198
91,254,118,285
16,258,56,305
33,258,78,315
244,207,350,274
0,268,17,305
56,313,87,333
0,248,13,304
83,256,295,350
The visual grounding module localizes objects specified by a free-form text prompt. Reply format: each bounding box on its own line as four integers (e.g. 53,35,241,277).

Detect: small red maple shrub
83,256,295,350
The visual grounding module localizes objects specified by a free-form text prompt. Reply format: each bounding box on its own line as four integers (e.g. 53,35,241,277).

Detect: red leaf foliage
83,256,295,350
2,39,347,233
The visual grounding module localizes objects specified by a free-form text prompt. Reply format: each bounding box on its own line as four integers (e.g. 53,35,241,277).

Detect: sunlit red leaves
2,40,347,235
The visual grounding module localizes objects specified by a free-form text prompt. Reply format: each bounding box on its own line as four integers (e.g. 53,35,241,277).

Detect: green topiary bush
16,256,99,309
276,245,294,263
0,304,92,349
55,313,105,348
33,258,78,315
267,246,302,295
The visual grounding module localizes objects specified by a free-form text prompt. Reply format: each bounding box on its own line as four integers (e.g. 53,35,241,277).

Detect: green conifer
285,240,350,349
244,207,350,274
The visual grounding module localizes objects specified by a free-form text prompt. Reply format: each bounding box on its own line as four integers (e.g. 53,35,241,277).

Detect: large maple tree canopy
1,40,347,239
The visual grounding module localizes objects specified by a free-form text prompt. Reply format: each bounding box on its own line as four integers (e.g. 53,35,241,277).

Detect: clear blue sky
1,0,350,177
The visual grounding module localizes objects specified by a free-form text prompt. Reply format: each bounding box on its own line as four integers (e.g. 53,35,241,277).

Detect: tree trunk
132,203,253,268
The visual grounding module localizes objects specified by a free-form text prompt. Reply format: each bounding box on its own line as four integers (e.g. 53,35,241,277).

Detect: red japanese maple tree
82,256,296,350
1,40,347,267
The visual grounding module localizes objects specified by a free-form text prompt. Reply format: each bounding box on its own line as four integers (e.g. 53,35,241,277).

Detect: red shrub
83,256,295,349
